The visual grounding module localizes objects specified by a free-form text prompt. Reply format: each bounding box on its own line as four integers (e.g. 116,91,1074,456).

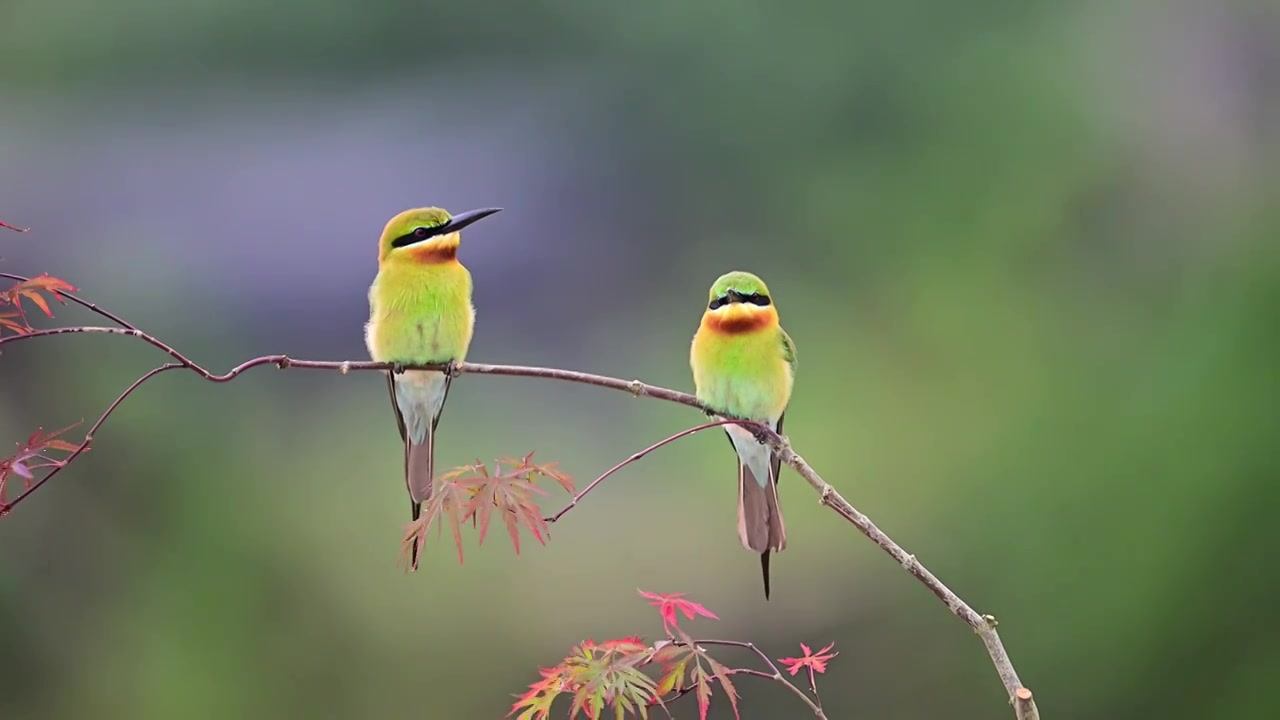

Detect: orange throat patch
702,306,776,334
405,240,459,264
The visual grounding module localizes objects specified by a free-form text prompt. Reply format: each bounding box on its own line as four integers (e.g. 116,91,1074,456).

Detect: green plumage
689,271,797,599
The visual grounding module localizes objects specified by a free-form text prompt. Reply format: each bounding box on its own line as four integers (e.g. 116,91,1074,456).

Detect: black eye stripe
708,292,770,310
390,224,446,248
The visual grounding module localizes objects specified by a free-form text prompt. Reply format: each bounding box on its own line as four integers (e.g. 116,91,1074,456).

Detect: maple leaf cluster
0,424,83,512
402,452,576,568
0,273,77,337
510,590,838,720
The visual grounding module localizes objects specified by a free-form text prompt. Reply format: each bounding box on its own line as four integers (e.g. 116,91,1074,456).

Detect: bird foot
750,424,773,445
443,360,462,379
391,362,408,375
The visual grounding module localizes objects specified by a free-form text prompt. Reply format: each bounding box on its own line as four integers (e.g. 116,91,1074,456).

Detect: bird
364,206,502,570
689,270,796,599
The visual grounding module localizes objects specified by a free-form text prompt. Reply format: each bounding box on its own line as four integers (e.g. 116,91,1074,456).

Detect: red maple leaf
511,636,655,720
510,665,568,720
0,274,78,335
0,423,84,508
401,453,575,569
778,641,839,676
0,310,28,335
638,590,719,636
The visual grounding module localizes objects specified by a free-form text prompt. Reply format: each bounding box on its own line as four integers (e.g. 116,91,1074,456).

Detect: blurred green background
3,1,1278,718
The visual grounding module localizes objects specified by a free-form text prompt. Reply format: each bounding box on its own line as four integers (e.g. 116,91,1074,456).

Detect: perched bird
364,206,502,570
690,271,796,599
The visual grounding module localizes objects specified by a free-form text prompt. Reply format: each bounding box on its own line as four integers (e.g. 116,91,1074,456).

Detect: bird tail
405,424,435,568
733,430,787,599
389,370,452,571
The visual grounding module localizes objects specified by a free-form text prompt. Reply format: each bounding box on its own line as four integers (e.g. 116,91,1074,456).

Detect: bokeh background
3,1,1278,718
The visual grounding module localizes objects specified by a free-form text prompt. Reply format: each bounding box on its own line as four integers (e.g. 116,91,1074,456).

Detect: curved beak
440,207,502,235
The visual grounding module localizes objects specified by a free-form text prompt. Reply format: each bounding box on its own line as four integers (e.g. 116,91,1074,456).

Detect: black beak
726,289,744,304
440,207,502,235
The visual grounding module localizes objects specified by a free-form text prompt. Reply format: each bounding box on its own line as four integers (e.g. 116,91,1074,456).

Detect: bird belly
370,312,469,364
395,370,449,445
367,303,474,365
692,326,792,421
703,377,783,422
366,263,475,365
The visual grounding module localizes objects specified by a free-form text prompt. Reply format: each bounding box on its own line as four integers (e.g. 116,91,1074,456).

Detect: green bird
364,206,502,570
689,271,797,599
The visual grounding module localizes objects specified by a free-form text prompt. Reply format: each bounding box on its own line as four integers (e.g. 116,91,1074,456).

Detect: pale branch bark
1015,688,1041,720
0,273,1040,719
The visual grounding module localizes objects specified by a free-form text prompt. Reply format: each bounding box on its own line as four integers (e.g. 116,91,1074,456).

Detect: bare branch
0,220,29,233
543,419,759,523
0,276,1040,718
1,363,182,513
691,639,827,718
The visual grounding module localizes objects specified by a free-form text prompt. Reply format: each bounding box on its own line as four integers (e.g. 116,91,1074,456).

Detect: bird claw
443,360,462,378
750,425,772,445
391,362,407,375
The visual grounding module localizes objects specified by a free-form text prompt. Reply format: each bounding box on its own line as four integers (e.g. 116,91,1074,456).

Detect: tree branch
691,639,827,718
543,418,759,523
0,274,1040,719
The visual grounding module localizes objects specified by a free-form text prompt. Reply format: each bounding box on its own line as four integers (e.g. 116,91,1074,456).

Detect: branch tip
1013,687,1039,720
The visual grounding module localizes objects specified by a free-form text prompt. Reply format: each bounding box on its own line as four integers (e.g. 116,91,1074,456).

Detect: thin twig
0,221,30,233
1,364,183,513
690,639,826,718
662,666,774,704
543,419,760,523
0,276,1040,718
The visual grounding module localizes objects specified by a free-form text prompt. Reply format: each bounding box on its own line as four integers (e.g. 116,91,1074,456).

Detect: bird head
377,206,502,264
703,271,779,333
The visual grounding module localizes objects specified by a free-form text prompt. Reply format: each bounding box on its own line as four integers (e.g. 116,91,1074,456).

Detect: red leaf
398,453,575,567
638,590,719,636
0,310,28,335
706,657,741,720
778,642,839,676
1,422,85,504
693,665,713,720
1,275,77,325
6,275,76,308
509,665,566,720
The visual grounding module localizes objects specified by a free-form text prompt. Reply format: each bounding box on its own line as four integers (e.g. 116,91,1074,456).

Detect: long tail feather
730,415,787,599
389,369,453,571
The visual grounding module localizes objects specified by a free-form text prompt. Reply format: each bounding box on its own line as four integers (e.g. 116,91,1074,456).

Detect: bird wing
780,326,797,375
